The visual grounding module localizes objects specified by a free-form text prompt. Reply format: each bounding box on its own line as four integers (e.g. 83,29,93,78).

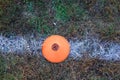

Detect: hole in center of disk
52,43,59,51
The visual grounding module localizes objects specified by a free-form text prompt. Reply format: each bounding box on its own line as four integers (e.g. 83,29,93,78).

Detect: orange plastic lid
42,35,70,63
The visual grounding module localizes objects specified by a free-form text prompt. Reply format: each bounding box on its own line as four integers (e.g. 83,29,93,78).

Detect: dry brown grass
1,53,119,80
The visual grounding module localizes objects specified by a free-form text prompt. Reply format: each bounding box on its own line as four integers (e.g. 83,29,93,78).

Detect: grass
0,54,23,80
0,0,120,37
0,0,120,80
52,0,69,22
27,16,53,35
0,0,119,38
0,53,120,80
52,0,87,22
0,55,7,76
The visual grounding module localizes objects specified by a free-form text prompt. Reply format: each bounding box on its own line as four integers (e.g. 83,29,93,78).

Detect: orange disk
42,35,70,63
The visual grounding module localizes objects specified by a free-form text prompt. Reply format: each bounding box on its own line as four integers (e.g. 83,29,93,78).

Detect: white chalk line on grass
0,35,120,61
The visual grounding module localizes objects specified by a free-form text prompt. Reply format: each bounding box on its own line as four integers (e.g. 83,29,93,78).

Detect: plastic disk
42,35,70,63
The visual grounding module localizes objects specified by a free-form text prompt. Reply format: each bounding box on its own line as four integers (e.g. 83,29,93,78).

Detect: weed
0,55,7,75
0,54,23,80
98,23,118,41
25,1,34,13
68,4,88,21
2,73,16,80
28,16,53,35
23,0,52,35
52,0,69,22
0,55,7,79
103,24,115,36
52,0,87,22
90,76,108,80
0,0,21,23
0,8,3,16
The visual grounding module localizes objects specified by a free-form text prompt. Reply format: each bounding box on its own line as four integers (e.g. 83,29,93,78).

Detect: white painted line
0,35,120,61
